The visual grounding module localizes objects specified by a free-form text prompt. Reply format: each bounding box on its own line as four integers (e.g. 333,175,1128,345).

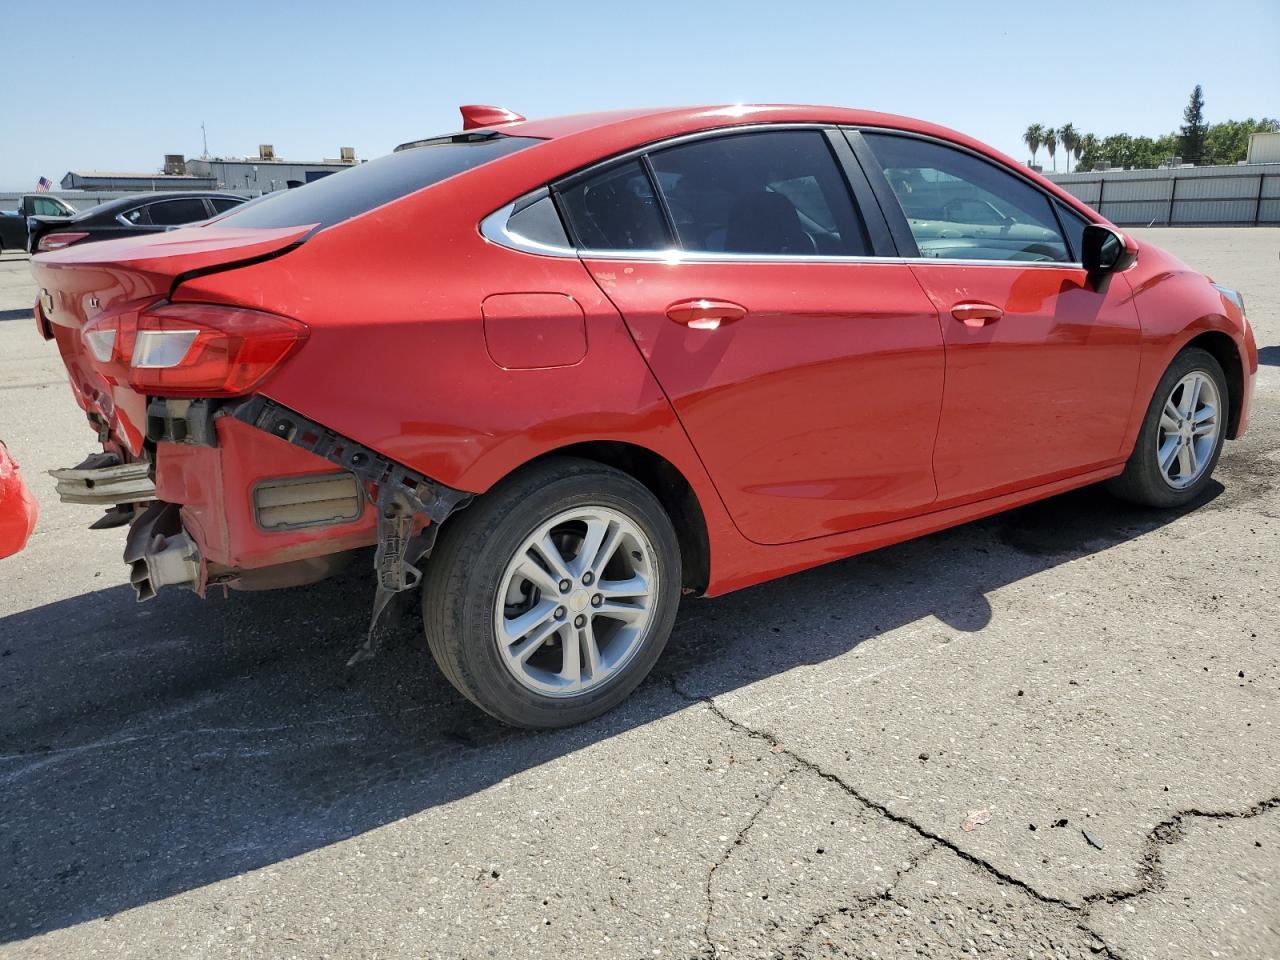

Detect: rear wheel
1106,347,1228,507
422,457,681,728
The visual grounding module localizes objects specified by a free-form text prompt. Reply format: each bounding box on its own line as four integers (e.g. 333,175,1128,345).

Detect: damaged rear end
32,224,469,654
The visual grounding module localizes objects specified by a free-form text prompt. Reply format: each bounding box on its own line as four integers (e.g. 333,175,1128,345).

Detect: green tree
1076,133,1101,172
1058,124,1080,173
1180,83,1208,163
1044,126,1058,171
1022,124,1044,165
1203,117,1280,165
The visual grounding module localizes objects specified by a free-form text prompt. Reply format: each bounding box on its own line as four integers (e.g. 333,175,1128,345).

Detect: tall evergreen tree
1180,84,1208,163
1044,127,1058,172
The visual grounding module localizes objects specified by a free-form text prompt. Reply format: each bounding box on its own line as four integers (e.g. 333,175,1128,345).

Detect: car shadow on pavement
0,481,1225,942
1257,344,1280,366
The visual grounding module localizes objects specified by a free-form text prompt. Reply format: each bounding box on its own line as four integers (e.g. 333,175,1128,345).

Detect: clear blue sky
3,0,1277,190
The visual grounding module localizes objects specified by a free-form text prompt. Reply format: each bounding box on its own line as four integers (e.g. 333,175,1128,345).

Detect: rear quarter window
215,134,540,230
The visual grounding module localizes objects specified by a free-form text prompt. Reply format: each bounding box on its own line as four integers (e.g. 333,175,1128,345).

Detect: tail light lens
80,302,308,397
37,232,90,252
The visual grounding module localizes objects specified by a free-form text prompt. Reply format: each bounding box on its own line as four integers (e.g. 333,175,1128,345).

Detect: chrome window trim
480,119,1090,267
483,201,1083,269
574,247,1083,269
480,201,578,258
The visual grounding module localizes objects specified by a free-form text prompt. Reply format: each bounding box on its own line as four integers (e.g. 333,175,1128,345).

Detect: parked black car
27,192,247,254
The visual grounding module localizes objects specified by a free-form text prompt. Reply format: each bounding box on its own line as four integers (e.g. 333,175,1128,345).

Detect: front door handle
666,298,747,330
950,301,1003,327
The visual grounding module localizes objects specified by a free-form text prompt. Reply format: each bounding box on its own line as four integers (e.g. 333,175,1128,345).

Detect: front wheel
422,457,681,728
1106,346,1228,507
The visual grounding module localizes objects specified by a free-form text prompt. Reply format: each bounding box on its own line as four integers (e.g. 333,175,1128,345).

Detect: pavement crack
789,842,938,954
670,676,1077,912
700,739,795,959
1082,795,1280,909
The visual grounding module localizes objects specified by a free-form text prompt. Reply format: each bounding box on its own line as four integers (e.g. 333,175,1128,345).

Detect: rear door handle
950,301,1003,327
666,298,747,330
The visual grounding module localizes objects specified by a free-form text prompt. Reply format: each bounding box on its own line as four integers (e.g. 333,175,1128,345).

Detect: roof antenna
459,105,525,130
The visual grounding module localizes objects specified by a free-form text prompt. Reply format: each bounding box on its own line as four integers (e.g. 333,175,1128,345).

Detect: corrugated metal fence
1048,164,1280,226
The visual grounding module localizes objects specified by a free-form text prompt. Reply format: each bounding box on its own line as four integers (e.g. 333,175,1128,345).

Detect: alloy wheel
1155,371,1221,490
494,507,658,697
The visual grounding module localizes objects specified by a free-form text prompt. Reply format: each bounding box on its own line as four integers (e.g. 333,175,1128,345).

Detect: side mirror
1082,224,1137,289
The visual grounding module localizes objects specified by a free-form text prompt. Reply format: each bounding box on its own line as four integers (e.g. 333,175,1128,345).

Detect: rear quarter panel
173,166,745,587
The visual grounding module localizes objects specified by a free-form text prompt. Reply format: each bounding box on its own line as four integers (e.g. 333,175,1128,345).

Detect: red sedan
30,104,1256,727
0,442,37,559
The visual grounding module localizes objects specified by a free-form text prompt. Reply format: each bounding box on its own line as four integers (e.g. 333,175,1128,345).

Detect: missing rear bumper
232,396,472,662
123,503,201,601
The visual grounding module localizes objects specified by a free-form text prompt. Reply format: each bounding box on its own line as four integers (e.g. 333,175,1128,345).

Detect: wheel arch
508,440,711,596
1180,330,1244,439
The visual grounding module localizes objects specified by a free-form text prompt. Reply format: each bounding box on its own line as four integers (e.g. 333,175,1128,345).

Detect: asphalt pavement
0,230,1276,959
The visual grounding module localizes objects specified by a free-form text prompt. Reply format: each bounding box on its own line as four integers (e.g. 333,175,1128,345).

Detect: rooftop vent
163,154,186,175
258,144,275,160
339,146,356,162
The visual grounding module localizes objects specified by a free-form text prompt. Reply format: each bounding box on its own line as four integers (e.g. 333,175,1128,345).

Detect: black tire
421,456,681,728
1106,346,1228,507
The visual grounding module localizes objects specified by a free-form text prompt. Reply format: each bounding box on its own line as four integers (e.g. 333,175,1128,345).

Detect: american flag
36,176,52,192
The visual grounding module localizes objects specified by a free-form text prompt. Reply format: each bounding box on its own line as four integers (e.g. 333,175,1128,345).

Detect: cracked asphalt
1,229,1277,959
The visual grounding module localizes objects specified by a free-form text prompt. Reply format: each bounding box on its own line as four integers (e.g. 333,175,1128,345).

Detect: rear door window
863,132,1071,262
208,197,244,214
216,134,540,230
146,198,212,225
557,160,671,251
649,130,869,256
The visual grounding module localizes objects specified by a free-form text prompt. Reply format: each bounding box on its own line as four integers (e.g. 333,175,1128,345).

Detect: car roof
72,192,244,220
467,104,1083,217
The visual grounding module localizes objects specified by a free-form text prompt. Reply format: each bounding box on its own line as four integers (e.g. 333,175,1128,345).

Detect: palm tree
1058,124,1080,173
1022,124,1045,166
1044,127,1058,172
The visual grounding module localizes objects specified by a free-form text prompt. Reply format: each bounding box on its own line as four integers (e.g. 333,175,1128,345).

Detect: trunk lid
31,224,311,456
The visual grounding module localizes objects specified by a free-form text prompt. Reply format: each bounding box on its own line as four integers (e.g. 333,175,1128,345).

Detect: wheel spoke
558,620,581,685
1193,403,1216,425
1187,438,1203,475
1159,409,1181,433
1179,376,1202,418
1158,436,1181,473
597,573,649,599
573,516,611,577
513,555,561,598
595,599,646,623
509,618,563,665
578,622,601,681
1192,419,1216,437
1177,441,1195,478
530,534,574,584
588,524,625,580
499,599,558,646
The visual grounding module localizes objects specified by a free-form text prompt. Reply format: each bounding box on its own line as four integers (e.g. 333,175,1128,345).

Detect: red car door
858,132,1142,505
560,130,945,545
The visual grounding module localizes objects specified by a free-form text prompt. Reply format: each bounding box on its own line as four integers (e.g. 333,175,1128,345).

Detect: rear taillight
80,302,308,397
37,232,90,252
